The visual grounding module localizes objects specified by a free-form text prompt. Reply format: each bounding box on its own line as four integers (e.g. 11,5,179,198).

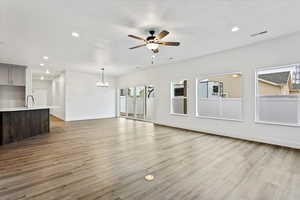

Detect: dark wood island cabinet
0,108,50,145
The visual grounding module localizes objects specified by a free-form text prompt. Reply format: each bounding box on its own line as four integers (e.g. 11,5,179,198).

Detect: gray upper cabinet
0,65,9,85
0,63,26,86
10,67,26,86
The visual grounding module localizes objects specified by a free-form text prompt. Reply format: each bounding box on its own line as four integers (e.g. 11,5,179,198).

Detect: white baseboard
65,115,116,122
50,113,65,121
154,122,300,150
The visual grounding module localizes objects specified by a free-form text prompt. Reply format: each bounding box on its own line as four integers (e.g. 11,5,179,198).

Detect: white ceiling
1,0,300,76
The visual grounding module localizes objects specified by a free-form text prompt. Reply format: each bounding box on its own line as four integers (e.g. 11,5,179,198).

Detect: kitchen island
0,107,50,145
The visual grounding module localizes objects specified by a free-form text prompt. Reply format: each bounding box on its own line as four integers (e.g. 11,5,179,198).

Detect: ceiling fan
128,30,180,53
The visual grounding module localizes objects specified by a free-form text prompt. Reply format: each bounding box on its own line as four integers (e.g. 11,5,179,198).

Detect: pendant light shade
96,68,109,87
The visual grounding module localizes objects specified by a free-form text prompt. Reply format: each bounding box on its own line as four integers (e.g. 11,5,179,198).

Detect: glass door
135,86,146,120
120,86,153,121
146,86,155,121
127,87,135,118
119,89,127,117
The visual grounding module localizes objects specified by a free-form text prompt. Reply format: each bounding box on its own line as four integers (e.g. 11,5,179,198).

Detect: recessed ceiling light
232,27,240,32
40,63,45,66
43,56,49,60
40,76,45,80
151,55,155,58
46,69,50,74
72,32,80,38
232,74,240,78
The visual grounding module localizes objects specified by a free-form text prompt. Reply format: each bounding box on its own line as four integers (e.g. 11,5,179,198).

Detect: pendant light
96,68,109,87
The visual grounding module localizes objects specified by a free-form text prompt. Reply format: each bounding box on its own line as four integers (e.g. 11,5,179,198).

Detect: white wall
65,71,116,121
197,98,242,120
117,32,300,149
257,95,300,124
0,86,25,108
51,73,66,120
32,79,52,106
25,67,32,98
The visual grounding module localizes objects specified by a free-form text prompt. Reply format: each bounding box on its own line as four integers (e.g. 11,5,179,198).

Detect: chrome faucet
26,95,35,108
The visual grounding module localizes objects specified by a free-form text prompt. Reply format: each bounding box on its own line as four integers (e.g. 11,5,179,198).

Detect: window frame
255,63,300,127
170,79,189,116
195,72,244,122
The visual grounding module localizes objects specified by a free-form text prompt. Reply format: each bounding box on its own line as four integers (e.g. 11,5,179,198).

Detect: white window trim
170,113,189,117
194,115,243,122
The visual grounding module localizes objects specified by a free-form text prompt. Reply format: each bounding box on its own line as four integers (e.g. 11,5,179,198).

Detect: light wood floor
0,118,300,200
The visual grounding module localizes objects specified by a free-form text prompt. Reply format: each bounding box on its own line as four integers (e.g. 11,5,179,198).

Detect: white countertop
0,106,53,112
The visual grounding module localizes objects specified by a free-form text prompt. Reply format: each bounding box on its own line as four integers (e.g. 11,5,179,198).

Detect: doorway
32,79,52,106
32,89,48,106
119,86,155,122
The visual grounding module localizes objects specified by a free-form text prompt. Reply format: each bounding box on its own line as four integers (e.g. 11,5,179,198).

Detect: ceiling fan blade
155,30,169,40
128,35,146,41
152,48,159,53
159,42,180,46
129,44,146,49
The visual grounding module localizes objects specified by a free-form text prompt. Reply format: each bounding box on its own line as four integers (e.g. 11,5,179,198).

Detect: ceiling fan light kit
128,30,180,53
146,43,159,50
96,68,109,87
96,81,109,87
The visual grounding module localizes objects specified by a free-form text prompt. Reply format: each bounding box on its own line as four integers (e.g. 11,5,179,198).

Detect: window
171,80,188,115
197,73,242,120
256,64,300,125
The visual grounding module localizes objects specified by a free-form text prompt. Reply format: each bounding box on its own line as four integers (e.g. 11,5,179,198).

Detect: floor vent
145,174,155,181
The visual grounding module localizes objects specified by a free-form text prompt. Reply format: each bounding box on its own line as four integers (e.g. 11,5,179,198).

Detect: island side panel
1,112,14,145
0,113,3,145
41,109,50,133
0,109,50,145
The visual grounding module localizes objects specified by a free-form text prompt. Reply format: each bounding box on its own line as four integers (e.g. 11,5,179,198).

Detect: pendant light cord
101,68,105,83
